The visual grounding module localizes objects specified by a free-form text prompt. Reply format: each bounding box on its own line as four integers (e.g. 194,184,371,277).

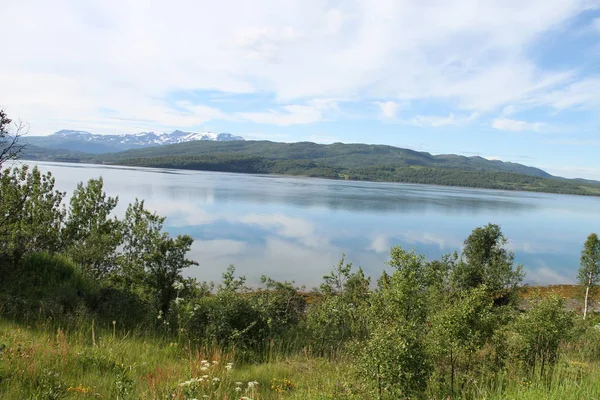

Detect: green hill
22,140,600,196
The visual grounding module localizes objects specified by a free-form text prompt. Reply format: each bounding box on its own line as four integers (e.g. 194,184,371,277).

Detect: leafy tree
451,223,523,305
508,295,573,378
118,199,166,289
579,233,600,320
0,166,65,263
62,178,121,280
355,247,442,399
427,286,495,398
145,233,197,316
0,109,26,168
306,256,371,355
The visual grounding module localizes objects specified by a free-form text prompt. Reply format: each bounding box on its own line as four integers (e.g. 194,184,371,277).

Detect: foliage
579,233,600,319
0,166,65,264
2,158,600,398
507,295,574,377
305,257,370,355
62,178,121,280
0,109,26,168
451,223,524,305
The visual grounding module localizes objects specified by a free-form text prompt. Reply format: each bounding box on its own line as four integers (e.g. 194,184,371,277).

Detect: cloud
376,101,401,118
408,112,478,127
1,0,599,134
236,99,338,126
237,214,327,247
369,234,390,253
492,118,545,132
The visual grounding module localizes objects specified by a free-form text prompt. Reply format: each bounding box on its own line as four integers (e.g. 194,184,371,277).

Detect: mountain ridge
24,129,245,154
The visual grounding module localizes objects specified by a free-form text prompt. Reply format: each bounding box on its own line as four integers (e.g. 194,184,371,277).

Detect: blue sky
2,0,600,179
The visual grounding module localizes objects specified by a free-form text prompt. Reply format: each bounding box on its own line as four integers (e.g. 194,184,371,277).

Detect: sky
2,0,600,179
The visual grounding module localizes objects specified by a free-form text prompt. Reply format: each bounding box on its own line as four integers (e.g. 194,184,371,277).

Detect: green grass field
1,317,600,399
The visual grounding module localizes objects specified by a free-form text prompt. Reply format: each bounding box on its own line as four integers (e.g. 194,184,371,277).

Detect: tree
118,199,166,289
451,224,524,304
145,234,198,316
579,233,600,320
0,109,27,168
62,178,121,280
0,166,65,263
354,247,444,398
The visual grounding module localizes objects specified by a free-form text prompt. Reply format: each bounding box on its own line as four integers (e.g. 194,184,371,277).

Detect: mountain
21,139,600,196
24,129,244,154
95,140,553,178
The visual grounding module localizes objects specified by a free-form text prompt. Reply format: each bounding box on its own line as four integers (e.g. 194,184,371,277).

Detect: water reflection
26,161,600,287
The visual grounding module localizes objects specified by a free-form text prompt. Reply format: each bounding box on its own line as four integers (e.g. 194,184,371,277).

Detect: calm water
26,161,600,287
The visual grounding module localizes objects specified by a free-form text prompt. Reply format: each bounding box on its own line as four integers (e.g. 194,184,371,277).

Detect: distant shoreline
23,157,600,198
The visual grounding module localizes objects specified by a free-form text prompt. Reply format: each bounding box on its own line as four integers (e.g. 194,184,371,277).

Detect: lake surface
25,161,600,287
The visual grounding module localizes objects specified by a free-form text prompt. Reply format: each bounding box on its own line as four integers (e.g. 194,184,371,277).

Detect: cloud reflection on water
27,161,600,287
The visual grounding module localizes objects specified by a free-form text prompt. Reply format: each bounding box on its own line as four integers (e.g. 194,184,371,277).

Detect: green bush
0,252,95,320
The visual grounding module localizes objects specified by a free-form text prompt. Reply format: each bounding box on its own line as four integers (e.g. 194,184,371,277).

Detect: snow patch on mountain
47,129,244,146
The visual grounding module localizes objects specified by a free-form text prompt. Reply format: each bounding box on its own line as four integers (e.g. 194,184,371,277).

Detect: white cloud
237,99,337,126
237,214,327,247
369,234,390,253
376,101,401,118
492,118,545,132
1,0,599,133
409,112,478,127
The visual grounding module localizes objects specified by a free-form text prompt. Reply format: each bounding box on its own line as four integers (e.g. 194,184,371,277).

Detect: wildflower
235,381,243,386
212,377,220,382
235,387,242,392
247,381,259,388
225,362,234,371
200,366,208,371
178,378,202,387
67,384,91,393
212,360,219,365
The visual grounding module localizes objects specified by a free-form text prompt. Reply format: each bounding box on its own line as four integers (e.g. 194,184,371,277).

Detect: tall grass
1,317,599,399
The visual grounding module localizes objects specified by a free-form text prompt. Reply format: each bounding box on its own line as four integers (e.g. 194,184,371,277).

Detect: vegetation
1,111,599,398
24,138,600,196
2,161,600,398
0,109,27,168
579,233,600,320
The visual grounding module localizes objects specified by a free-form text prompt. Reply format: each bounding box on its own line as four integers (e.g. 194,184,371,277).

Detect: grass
1,318,600,399
0,318,362,399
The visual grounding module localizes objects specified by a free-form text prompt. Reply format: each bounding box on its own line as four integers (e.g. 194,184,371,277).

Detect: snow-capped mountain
26,129,245,154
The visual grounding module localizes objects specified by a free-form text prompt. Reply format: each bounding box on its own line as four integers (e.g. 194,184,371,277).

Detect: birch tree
578,233,600,320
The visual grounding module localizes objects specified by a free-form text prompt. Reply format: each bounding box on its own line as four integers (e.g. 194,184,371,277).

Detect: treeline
2,163,600,398
22,136,600,196
94,153,600,196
